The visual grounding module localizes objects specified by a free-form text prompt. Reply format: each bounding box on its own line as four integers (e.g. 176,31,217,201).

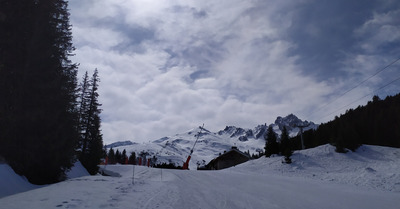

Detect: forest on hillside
291,94,400,151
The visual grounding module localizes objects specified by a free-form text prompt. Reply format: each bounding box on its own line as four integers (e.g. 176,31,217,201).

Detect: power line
318,74,400,121
306,56,400,120
342,57,400,95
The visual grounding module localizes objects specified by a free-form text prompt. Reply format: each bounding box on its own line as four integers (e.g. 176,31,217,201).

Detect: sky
68,0,400,144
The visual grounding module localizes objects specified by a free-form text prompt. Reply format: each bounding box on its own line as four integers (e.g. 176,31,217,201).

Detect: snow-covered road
1,164,399,209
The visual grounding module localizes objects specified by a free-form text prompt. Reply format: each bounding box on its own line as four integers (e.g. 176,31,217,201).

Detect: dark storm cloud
283,0,400,81
285,0,372,78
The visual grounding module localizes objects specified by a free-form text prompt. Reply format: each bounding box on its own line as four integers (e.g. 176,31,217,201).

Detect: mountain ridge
107,114,318,169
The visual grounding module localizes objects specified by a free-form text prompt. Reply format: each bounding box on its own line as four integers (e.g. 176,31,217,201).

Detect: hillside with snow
0,144,399,208
234,144,400,192
111,114,317,169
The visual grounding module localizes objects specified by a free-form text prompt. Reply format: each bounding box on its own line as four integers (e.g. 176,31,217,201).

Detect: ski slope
1,144,399,208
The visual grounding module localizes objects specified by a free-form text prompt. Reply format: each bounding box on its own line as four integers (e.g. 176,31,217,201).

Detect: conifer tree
115,150,122,164
78,69,104,174
121,149,127,164
128,152,137,165
0,0,79,184
108,148,116,164
77,71,90,152
280,127,292,163
265,126,279,157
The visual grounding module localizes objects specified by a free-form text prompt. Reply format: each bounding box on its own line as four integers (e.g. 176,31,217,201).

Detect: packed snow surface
1,144,399,209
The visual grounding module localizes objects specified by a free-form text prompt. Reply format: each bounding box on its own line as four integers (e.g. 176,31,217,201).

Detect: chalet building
204,146,251,170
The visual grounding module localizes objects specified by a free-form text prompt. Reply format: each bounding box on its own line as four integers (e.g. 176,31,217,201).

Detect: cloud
338,8,400,96
354,9,400,54
68,0,400,143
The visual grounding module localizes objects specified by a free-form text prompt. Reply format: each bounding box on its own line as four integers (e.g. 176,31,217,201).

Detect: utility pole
296,123,309,150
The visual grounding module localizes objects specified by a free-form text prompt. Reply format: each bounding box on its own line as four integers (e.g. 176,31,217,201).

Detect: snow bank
233,144,400,192
66,161,90,179
0,161,89,198
0,164,40,198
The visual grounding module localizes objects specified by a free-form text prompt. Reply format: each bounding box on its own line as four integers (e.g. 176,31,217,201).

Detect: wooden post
132,165,135,185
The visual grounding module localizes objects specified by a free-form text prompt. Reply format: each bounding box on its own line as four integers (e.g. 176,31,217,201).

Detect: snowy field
1,144,399,209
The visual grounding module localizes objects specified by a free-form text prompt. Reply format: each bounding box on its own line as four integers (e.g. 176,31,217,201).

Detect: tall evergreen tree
121,149,127,164
77,71,90,152
0,0,79,184
128,152,136,165
79,69,104,174
280,126,292,163
115,150,121,164
265,126,279,157
107,148,115,164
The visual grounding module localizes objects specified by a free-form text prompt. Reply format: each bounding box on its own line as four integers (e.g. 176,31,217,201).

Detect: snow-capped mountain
108,114,318,170
273,113,318,137
105,141,137,149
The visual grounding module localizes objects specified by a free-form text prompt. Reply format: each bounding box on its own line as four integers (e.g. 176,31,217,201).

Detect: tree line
0,0,103,184
264,93,400,161
291,94,400,152
106,148,136,165
104,148,183,169
264,126,293,163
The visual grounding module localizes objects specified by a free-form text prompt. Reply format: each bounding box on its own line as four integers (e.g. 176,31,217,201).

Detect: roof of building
207,146,250,166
